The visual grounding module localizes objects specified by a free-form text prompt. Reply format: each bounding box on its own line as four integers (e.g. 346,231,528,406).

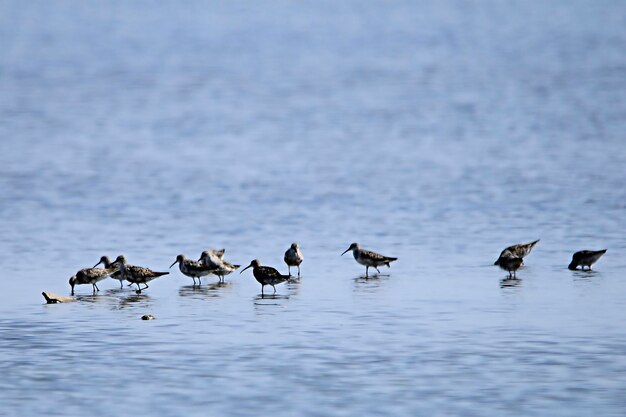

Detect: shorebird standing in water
94,255,124,288
240,259,290,296
494,240,540,266
568,249,607,270
497,254,523,278
341,243,397,277
114,255,169,294
69,265,117,295
199,250,240,283
170,254,217,285
284,243,303,277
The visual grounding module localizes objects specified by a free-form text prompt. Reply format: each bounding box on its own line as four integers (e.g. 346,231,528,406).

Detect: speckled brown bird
494,240,540,266
94,255,124,288
170,254,218,285
341,243,397,277
114,255,169,294
69,265,117,295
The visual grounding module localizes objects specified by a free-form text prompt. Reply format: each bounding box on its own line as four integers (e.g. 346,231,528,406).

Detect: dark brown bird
568,249,607,271
494,240,540,266
497,254,524,278
240,259,290,296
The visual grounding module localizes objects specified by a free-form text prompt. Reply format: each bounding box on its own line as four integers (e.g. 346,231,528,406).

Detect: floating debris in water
42,291,76,304
141,314,155,320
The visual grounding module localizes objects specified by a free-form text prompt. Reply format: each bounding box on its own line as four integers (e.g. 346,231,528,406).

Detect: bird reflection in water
117,293,152,310
178,281,231,299
571,269,600,281
500,277,522,288
353,274,390,293
253,293,290,313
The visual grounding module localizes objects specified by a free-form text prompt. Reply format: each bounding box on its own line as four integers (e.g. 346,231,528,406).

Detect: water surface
1,1,626,416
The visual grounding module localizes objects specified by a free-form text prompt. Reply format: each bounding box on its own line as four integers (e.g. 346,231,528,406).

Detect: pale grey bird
284,243,304,277
199,249,240,282
170,254,217,285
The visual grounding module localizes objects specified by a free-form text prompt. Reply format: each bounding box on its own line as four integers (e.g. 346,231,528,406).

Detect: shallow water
1,1,626,416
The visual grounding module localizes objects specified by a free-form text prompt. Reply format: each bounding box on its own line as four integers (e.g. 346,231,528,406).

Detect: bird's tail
385,257,398,267
154,272,170,277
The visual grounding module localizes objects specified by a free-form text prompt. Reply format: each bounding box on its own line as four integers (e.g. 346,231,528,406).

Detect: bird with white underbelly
341,243,397,277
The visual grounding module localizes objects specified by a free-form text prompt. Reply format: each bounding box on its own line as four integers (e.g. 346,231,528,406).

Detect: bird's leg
288,266,291,276
192,277,197,286
136,283,141,291
119,281,124,289
366,266,369,277
272,285,276,294
297,265,300,277
144,283,149,289
374,266,381,274
95,283,100,291
92,284,97,293
198,277,202,285
261,285,265,298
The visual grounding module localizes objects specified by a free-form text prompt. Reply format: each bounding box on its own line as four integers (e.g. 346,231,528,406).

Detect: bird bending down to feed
497,254,523,278
69,265,117,295
341,243,397,277
170,254,216,285
114,255,169,294
199,249,240,282
568,249,607,271
284,243,304,277
494,240,540,266
240,259,290,296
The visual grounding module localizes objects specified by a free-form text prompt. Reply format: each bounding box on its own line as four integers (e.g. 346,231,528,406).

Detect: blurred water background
1,1,626,415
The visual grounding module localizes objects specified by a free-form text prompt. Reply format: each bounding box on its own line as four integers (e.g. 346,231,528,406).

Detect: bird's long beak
341,248,350,256
169,259,178,269
240,264,252,274
93,260,102,268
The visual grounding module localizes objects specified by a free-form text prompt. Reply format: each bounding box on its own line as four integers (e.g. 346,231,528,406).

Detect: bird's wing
360,249,388,262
